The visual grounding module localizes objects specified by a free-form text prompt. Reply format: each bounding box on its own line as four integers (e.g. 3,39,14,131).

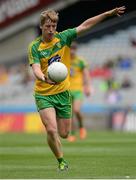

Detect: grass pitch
0,131,136,179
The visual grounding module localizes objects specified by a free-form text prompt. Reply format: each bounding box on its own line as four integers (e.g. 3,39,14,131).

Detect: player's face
41,19,57,41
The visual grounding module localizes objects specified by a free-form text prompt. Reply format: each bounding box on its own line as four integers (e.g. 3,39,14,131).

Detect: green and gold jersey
28,28,77,96
70,55,87,91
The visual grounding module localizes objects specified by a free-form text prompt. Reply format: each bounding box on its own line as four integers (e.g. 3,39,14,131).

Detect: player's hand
84,85,91,97
44,76,58,85
106,6,126,17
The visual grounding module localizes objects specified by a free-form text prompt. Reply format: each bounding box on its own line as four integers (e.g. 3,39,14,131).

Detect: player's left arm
76,6,126,36
83,68,91,96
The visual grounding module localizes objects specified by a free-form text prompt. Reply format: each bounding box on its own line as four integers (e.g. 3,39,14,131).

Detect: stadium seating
78,25,136,107
0,26,136,109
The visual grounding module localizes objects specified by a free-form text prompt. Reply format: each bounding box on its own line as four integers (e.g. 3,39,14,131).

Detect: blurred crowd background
0,0,136,133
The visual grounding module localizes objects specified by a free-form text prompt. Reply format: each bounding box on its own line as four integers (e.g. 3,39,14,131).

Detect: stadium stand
0,25,136,108
77,24,136,107
0,1,136,132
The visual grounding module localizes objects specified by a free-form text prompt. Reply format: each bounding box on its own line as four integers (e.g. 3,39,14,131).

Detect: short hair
40,9,59,26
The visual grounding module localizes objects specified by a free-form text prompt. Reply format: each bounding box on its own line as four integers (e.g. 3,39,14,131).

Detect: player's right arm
28,43,55,84
76,6,126,37
31,64,55,84
31,64,45,81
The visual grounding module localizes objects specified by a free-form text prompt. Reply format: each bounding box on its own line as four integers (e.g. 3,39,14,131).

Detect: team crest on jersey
40,51,48,57
48,55,61,66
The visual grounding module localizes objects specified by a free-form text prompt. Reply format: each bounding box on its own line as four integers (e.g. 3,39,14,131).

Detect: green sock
57,157,64,163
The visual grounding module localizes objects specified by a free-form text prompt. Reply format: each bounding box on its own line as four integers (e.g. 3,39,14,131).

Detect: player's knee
47,129,57,139
59,130,69,139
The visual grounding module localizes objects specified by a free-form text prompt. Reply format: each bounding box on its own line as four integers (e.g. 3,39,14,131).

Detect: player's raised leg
67,103,77,142
57,118,71,138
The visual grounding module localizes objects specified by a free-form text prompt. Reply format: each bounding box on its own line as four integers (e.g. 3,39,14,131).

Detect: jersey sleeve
58,28,77,47
28,43,40,65
79,59,88,70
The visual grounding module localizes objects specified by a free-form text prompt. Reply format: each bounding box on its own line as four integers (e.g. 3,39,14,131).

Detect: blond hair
40,9,59,26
